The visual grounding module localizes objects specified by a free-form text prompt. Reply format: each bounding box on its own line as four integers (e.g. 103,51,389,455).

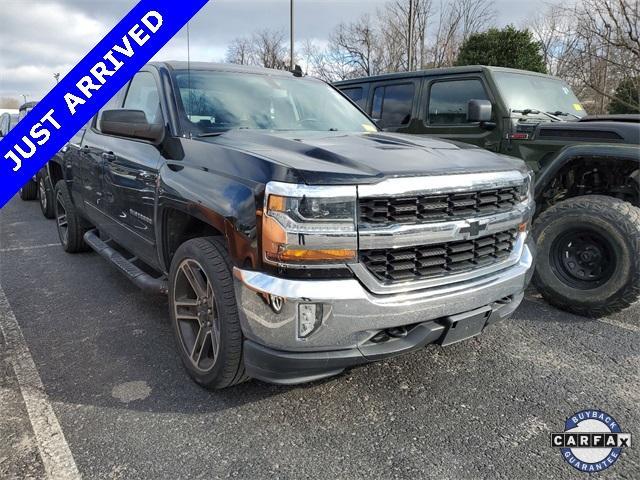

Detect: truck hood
202,130,526,184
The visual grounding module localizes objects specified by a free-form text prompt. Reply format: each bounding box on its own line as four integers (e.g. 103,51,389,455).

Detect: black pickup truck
51,62,535,388
336,67,640,318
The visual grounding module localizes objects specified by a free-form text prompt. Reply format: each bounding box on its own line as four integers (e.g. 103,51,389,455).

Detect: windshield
173,70,377,134
493,72,587,118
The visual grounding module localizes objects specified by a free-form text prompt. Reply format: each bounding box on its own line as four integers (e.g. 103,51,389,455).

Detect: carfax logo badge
551,410,631,472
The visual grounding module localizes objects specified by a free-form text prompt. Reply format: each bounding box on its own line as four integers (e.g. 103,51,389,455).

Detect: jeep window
371,83,414,128
173,71,377,134
428,79,489,125
341,87,365,109
123,71,163,124
493,72,587,118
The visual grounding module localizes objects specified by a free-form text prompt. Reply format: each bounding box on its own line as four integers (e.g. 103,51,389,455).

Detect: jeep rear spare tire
533,195,640,317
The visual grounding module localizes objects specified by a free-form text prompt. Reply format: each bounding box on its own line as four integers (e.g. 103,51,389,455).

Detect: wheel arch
156,163,262,274
534,144,640,212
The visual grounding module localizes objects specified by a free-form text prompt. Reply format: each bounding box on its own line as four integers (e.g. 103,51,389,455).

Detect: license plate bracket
440,307,491,346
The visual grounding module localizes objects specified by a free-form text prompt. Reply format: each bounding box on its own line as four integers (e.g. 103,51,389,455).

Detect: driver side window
123,71,163,124
428,79,489,125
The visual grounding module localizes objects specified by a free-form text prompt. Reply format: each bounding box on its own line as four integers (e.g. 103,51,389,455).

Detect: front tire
168,237,247,389
38,171,55,219
54,180,89,253
19,179,38,201
533,195,640,317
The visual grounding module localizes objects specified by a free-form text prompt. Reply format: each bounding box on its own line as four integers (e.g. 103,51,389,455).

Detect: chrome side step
83,230,168,295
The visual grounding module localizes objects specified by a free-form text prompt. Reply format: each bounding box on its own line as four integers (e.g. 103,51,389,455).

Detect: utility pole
290,0,295,70
53,73,60,84
407,0,414,71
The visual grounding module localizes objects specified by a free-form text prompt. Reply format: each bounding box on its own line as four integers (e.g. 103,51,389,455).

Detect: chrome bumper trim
233,243,533,351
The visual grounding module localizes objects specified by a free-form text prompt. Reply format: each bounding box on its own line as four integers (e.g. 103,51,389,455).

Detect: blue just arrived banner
0,0,210,208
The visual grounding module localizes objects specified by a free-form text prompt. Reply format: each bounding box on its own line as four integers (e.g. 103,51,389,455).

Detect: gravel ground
1,195,638,480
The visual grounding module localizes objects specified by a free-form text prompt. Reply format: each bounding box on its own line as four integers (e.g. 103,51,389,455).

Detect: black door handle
102,152,116,162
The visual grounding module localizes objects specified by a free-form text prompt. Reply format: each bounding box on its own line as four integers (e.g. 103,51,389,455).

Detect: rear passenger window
371,83,415,128
342,87,365,108
428,79,489,125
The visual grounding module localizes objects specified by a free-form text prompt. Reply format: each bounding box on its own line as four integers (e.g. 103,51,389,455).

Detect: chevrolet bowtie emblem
460,221,487,238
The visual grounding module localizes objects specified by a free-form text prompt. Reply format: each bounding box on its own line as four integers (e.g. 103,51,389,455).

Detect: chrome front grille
360,229,518,283
359,186,524,225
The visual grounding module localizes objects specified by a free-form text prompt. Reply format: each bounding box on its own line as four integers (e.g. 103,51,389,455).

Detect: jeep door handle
102,152,116,162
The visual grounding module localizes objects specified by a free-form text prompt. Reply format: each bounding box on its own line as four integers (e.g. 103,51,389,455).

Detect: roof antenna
187,21,192,129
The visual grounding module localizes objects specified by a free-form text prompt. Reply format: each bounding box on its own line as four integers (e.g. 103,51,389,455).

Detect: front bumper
234,241,534,384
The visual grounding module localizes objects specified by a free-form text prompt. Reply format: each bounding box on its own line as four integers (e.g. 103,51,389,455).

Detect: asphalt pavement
1,195,638,480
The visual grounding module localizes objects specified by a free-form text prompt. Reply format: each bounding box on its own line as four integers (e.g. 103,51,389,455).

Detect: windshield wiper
196,127,253,138
512,109,562,121
197,132,227,137
547,111,581,120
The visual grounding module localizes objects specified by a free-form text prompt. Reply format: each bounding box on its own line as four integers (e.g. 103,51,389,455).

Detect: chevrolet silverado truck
336,66,640,317
53,62,534,388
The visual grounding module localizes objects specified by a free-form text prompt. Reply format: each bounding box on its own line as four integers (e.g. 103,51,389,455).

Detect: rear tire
19,179,38,201
54,180,90,253
38,171,55,219
533,195,640,317
168,237,248,389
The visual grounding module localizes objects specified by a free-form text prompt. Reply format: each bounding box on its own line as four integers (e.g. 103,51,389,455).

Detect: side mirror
100,109,164,144
468,99,493,123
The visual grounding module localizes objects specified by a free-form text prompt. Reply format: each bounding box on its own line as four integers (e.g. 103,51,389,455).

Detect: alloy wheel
173,259,221,373
55,191,68,246
39,177,47,211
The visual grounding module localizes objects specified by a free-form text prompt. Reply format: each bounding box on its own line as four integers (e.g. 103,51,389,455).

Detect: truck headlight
262,182,357,266
515,170,534,204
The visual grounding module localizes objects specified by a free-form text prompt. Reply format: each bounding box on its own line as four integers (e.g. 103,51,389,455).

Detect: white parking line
0,286,81,480
598,317,640,333
0,243,60,253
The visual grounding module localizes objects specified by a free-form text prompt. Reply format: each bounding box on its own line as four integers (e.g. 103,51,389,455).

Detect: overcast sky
0,0,541,103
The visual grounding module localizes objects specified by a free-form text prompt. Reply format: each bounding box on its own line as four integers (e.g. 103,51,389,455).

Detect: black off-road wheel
19,179,38,201
54,180,90,253
38,171,55,219
533,195,640,318
168,237,248,390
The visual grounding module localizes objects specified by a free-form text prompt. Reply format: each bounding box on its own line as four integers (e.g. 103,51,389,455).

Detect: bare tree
329,15,381,77
252,29,289,69
535,0,640,113
378,0,434,71
225,36,254,65
303,39,357,81
427,0,495,68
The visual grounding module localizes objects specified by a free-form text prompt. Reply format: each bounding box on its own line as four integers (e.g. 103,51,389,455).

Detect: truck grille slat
360,229,518,283
360,186,523,225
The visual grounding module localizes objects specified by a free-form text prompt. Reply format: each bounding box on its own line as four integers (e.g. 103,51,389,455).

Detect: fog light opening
269,295,284,313
298,303,323,339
